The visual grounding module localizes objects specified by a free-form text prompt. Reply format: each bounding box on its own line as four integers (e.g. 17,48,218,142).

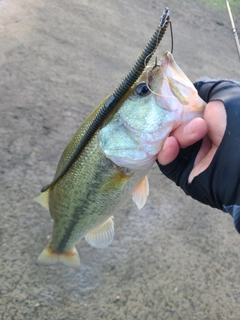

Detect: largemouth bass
35,52,206,270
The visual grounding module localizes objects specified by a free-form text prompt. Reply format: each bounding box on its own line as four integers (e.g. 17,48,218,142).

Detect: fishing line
145,17,174,99
169,20,173,54
143,19,173,70
41,7,170,192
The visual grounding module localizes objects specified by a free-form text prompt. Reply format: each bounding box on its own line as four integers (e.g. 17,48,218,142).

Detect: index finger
171,117,208,149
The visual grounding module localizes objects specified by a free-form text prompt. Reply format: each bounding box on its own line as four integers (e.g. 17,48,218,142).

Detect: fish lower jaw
181,110,205,123
109,154,157,170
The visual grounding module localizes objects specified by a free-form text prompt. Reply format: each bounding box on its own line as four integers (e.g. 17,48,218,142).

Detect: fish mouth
146,51,206,114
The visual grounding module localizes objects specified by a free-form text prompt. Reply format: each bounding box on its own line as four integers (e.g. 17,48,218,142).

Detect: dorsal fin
34,189,50,210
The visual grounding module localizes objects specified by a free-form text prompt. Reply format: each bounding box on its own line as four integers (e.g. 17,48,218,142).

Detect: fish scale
49,132,148,254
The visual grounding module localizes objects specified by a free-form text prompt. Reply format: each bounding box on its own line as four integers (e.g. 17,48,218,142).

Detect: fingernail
183,122,195,135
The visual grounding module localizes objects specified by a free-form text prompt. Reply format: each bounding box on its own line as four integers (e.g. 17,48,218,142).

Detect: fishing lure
41,7,170,192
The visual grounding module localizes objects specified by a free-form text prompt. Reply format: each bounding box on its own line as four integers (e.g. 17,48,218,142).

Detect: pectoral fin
37,245,81,271
85,216,114,248
132,175,149,209
34,190,50,210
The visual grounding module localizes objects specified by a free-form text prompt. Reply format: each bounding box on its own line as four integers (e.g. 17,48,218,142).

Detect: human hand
157,100,226,183
157,79,240,233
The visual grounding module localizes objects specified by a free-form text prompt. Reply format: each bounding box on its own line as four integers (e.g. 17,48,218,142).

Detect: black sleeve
157,78,240,232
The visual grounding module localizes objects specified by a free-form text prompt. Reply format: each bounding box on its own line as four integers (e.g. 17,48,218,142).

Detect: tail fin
37,245,81,271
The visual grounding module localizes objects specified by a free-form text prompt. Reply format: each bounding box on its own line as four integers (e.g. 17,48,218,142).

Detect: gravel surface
1,0,240,319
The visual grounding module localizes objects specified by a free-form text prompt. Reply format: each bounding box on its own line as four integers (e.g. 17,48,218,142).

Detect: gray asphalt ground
1,0,240,319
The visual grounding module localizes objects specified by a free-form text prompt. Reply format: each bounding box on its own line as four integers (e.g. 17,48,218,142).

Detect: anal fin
85,216,114,248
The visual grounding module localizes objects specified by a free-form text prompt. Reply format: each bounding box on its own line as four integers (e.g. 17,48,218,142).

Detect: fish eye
135,82,150,97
